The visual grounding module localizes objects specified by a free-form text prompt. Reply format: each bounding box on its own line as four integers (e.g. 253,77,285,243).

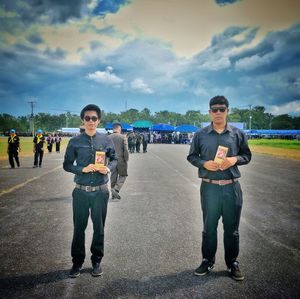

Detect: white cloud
198,56,231,71
130,78,154,94
269,100,300,116
87,66,124,86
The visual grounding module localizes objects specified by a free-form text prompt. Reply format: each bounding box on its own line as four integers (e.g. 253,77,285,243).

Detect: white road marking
0,165,62,198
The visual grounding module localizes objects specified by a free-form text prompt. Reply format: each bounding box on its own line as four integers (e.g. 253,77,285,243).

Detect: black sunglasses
211,107,227,113
84,116,98,122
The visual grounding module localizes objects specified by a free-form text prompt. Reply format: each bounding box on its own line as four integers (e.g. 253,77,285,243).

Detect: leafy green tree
184,110,202,126
272,114,294,129
139,108,152,121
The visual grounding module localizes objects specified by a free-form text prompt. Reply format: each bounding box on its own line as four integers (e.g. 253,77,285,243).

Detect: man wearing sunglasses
63,104,117,278
187,96,251,281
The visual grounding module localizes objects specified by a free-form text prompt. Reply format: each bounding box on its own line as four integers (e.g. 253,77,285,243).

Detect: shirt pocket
222,133,239,156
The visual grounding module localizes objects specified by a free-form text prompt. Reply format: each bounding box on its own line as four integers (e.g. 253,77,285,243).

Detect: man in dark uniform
108,122,129,200
135,132,142,153
7,129,20,168
187,96,251,281
142,131,148,153
63,104,117,278
33,129,45,168
46,133,54,153
55,134,62,153
127,131,136,153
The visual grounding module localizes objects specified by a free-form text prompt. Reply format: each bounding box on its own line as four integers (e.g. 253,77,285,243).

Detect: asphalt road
0,144,299,299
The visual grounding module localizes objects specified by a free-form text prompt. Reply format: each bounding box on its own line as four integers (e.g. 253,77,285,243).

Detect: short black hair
209,95,229,108
80,104,101,120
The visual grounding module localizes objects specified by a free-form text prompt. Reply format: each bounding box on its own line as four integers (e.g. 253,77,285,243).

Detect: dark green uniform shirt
187,123,251,179
63,132,117,186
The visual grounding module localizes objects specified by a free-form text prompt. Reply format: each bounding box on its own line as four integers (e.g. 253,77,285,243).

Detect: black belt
75,184,107,192
202,178,238,186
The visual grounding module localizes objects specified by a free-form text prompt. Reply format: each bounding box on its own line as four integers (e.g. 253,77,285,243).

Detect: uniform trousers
8,149,20,168
200,181,243,267
110,168,126,192
142,141,148,152
71,186,109,266
34,149,44,166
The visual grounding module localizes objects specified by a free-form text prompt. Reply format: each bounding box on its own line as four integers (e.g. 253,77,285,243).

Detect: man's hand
82,164,98,173
98,166,110,175
219,157,237,171
82,164,110,174
203,160,220,171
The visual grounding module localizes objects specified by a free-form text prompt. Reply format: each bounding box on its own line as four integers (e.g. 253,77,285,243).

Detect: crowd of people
7,129,63,169
149,132,193,144
126,131,149,153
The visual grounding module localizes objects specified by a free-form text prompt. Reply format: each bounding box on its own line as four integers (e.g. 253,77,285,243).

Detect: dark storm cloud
233,23,300,73
92,0,132,16
27,33,44,44
211,26,258,47
1,0,89,25
215,0,242,6
44,47,67,60
179,23,300,108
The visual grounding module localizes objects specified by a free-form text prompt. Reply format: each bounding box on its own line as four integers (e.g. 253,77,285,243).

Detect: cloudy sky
0,0,300,116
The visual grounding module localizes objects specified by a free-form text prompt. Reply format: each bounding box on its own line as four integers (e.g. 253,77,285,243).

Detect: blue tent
175,124,199,133
151,123,175,131
105,122,133,131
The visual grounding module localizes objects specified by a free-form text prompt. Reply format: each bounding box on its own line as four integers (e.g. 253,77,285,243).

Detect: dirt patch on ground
250,145,300,161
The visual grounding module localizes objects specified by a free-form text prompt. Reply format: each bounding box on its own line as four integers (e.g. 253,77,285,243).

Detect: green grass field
0,136,69,159
248,139,300,149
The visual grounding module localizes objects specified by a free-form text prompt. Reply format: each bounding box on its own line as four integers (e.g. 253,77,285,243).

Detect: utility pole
28,99,37,136
125,99,127,111
269,115,273,130
66,111,70,128
249,104,252,130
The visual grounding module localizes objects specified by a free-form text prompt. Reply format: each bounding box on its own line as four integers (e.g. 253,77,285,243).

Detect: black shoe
228,261,244,281
111,188,121,200
92,263,103,277
69,264,82,278
194,259,214,276
33,165,38,168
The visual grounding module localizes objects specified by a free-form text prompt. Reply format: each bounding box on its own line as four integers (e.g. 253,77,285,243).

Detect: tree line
1,106,299,133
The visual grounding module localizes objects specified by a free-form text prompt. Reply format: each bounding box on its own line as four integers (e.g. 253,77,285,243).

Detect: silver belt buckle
85,186,92,192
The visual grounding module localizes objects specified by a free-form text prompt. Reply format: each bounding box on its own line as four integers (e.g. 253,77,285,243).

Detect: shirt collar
208,122,233,134
84,131,97,138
